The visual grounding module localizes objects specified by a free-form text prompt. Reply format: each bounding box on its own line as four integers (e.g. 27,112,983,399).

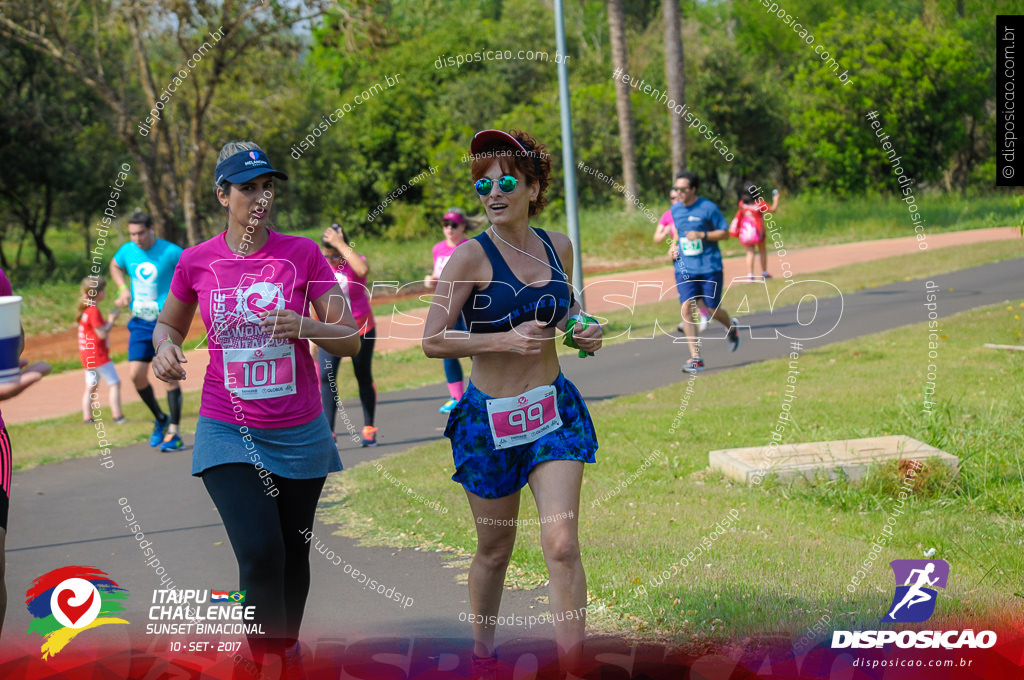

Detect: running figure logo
131,261,160,321
884,559,949,623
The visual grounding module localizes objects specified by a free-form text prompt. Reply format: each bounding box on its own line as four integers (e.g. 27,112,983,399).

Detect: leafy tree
608,0,638,210
0,42,127,271
0,0,328,245
786,12,985,195
662,0,686,175
689,43,789,201
303,0,574,237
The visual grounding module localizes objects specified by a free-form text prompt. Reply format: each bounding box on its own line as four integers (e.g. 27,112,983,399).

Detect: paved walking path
3,226,1018,425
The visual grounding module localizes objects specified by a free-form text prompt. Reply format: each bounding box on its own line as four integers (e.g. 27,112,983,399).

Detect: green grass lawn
8,239,1022,471
9,192,1022,337
316,300,1024,646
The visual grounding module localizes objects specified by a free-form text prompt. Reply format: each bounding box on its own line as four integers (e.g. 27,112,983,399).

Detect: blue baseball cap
215,149,288,186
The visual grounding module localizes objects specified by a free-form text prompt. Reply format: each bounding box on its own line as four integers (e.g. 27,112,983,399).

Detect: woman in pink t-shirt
152,141,359,671
318,225,378,446
0,267,50,638
424,208,470,413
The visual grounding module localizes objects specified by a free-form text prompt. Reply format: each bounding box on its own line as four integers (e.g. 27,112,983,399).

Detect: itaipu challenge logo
25,566,129,659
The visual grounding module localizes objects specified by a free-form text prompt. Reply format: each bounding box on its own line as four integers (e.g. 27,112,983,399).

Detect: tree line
0,0,1007,275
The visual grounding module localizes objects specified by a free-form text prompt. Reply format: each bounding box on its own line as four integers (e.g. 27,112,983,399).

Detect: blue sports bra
460,227,573,334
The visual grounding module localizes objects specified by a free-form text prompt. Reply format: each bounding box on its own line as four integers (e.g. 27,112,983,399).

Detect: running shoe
83,418,94,425
676,321,686,334
763,271,772,279
361,426,378,447
159,434,184,452
727,318,740,352
697,313,710,334
471,654,515,680
683,357,705,373
284,641,307,680
439,398,459,414
113,415,128,425
149,415,169,446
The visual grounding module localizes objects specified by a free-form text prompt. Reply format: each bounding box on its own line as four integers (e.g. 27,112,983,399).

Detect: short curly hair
470,130,551,217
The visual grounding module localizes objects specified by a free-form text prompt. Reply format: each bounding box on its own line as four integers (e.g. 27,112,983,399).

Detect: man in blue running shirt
667,172,740,373
111,212,185,450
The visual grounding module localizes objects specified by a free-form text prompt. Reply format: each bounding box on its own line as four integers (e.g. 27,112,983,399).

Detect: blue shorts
672,266,687,290
127,317,157,362
444,373,597,499
675,269,724,308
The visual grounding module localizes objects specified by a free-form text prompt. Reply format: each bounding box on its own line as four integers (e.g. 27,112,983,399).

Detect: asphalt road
3,258,1021,657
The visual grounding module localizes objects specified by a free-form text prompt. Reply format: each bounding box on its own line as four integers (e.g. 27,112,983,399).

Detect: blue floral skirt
444,373,597,498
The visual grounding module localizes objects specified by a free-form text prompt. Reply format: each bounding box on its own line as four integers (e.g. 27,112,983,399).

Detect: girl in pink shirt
318,225,378,446
152,141,358,673
425,208,470,413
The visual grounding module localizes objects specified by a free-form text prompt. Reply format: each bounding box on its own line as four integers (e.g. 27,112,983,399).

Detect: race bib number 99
485,385,562,450
224,345,297,400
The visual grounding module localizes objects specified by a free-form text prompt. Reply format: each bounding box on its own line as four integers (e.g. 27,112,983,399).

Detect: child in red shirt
77,276,125,424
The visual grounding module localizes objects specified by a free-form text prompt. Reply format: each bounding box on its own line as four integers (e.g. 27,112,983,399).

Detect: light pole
553,0,584,307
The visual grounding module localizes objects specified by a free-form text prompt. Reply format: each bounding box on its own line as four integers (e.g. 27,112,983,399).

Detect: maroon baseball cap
470,129,531,156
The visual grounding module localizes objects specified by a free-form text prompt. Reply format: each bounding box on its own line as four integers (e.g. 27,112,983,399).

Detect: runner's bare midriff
470,335,561,398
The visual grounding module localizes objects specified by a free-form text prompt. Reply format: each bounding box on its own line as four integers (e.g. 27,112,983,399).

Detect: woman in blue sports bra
423,129,602,677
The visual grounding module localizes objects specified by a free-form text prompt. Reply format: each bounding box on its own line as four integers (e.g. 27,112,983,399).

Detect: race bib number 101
485,385,562,450
224,345,297,400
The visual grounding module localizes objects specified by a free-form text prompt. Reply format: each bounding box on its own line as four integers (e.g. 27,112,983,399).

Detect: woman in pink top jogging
152,141,359,674
424,208,471,413
318,224,379,446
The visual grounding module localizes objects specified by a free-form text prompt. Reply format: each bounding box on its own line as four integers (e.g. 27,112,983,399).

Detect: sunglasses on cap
474,175,518,196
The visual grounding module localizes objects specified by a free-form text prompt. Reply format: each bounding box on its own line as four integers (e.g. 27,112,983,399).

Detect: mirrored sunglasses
474,175,518,196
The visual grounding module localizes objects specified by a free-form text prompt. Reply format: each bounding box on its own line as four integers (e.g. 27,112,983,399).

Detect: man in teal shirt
111,212,185,450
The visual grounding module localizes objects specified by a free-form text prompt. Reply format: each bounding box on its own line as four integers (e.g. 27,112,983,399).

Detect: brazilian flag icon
229,590,246,603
